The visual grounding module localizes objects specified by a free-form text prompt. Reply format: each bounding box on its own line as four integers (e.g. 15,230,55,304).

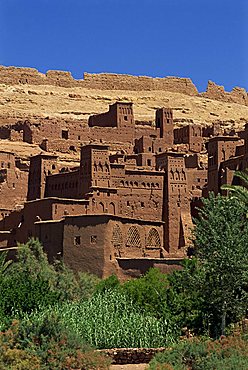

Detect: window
141,201,145,207
78,135,81,140
112,224,123,250
146,228,161,249
62,130,69,139
126,226,141,248
74,236,81,246
147,159,151,166
90,235,97,244
124,115,128,121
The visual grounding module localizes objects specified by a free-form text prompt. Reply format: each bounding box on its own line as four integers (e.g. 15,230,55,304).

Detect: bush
0,239,100,325
149,334,248,370
122,268,170,319
0,318,110,369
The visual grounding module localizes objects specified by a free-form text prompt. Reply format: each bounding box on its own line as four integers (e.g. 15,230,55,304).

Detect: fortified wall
1,65,247,105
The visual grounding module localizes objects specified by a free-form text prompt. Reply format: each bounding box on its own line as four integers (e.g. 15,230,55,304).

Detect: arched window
109,202,115,215
112,224,123,249
105,163,109,172
126,226,141,248
146,228,161,249
99,202,104,212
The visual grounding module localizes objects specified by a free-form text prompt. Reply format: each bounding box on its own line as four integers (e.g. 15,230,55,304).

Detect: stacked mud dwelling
0,98,247,279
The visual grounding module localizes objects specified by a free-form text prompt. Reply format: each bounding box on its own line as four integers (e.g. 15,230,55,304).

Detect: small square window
62,130,69,139
74,236,81,246
90,235,97,244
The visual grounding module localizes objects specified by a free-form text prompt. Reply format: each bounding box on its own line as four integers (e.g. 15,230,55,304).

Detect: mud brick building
0,100,246,279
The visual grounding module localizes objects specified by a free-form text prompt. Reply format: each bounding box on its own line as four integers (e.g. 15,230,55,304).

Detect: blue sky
0,0,247,92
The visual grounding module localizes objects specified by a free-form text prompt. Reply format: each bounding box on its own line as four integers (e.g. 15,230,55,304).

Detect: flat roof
64,213,164,225
26,197,89,205
208,135,241,142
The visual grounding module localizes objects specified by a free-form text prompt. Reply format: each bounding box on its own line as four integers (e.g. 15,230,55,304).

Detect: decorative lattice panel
126,226,141,248
146,228,161,249
112,224,123,248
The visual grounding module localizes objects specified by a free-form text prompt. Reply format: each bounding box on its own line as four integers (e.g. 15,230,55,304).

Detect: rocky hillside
0,66,248,133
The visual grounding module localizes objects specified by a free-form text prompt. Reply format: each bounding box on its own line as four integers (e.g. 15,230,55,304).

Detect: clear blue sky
0,0,247,92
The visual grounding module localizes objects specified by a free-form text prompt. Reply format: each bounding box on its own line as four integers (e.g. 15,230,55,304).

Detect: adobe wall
0,66,197,95
83,73,198,95
201,81,248,106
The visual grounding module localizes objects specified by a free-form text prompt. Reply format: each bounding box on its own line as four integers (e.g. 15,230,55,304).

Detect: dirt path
110,365,148,370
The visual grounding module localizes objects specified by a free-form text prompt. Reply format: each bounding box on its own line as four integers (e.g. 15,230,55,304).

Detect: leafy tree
122,268,170,319
166,258,205,333
0,238,99,324
221,169,248,210
0,251,12,276
192,193,248,336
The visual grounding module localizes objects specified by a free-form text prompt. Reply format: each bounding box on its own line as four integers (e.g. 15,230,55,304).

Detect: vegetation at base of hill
149,334,248,370
0,189,247,367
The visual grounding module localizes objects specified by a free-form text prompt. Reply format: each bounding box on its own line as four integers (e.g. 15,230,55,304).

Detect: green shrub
122,268,170,319
95,274,120,294
0,318,110,370
149,334,248,370
0,239,100,325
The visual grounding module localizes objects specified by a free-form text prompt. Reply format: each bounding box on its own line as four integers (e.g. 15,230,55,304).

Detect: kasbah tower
0,65,248,279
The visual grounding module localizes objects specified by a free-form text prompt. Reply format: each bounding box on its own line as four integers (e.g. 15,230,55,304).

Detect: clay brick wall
201,81,248,106
27,154,58,200
35,220,64,261
156,152,192,256
83,72,198,95
174,125,203,153
45,170,80,199
0,66,198,95
207,136,242,194
0,152,28,214
58,214,164,277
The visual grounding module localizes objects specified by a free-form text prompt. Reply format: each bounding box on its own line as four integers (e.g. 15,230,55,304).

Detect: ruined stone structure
0,96,247,279
1,66,247,105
